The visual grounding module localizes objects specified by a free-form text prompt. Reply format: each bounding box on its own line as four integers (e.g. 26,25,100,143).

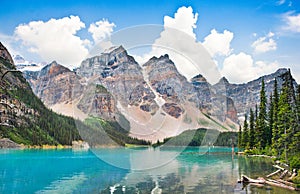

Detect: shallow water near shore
0,147,298,193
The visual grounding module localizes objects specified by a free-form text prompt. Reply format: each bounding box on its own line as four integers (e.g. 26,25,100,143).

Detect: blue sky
0,0,300,83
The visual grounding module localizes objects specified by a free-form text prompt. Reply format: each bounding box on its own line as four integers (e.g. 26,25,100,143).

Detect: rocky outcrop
0,42,14,65
0,138,21,148
77,83,117,120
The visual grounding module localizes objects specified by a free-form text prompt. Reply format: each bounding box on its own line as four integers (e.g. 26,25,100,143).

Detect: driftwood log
266,179,296,191
279,170,289,179
266,169,281,178
288,169,298,181
241,175,266,184
273,165,285,171
240,175,296,191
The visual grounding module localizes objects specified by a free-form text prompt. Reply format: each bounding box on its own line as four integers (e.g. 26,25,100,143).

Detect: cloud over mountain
15,16,90,68
88,19,116,43
202,29,234,57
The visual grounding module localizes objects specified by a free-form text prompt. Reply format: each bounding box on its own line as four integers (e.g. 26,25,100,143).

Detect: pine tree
249,108,255,149
290,85,300,158
296,85,300,122
255,104,258,119
256,79,268,149
267,93,273,146
238,125,242,150
277,85,292,160
272,79,279,150
277,71,297,161
242,114,249,149
253,104,259,146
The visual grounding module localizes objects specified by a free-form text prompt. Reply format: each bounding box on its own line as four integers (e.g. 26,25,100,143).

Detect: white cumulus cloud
164,6,198,39
88,19,116,43
202,29,234,57
135,6,221,84
282,12,300,33
14,15,90,68
221,52,279,83
251,32,277,53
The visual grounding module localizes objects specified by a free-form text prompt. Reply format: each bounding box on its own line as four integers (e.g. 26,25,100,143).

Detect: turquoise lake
0,147,298,194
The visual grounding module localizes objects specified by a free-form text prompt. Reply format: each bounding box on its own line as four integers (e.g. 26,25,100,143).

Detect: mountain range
22,45,298,142
0,43,151,147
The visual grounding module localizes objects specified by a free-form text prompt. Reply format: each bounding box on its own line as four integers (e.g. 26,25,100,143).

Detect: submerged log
276,179,295,186
241,175,266,184
273,165,285,171
288,169,298,181
240,175,297,191
266,169,281,178
266,179,296,191
279,170,288,179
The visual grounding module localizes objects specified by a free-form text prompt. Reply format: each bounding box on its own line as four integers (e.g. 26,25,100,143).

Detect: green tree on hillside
267,93,273,146
256,79,268,149
272,79,279,149
249,108,255,149
238,125,242,150
242,114,249,149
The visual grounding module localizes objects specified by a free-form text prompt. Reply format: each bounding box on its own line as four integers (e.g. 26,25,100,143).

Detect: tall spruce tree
268,93,274,146
277,85,292,160
272,79,279,150
257,79,268,149
277,70,297,161
296,85,300,122
290,85,300,157
238,125,242,150
249,108,255,149
242,114,249,149
254,104,259,146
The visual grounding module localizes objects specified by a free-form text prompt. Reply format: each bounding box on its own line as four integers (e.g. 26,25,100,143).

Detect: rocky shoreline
0,138,90,149
0,138,21,148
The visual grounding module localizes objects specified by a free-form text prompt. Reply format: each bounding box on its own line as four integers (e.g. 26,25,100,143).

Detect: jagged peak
144,54,172,66
50,60,58,66
217,76,230,85
274,68,288,75
40,61,71,77
102,45,126,55
191,74,207,83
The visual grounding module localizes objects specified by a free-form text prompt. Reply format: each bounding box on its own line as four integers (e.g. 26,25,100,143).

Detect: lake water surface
0,147,298,193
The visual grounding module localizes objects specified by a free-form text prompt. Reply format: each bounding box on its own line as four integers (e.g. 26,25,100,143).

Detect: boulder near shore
0,138,21,148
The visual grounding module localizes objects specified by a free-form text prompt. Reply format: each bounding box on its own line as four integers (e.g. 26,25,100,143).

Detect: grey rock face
77,46,158,114
213,68,298,117
0,42,14,65
23,61,83,105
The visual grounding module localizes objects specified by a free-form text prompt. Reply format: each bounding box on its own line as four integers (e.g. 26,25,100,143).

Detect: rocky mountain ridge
22,45,299,142
213,68,298,117
24,46,239,141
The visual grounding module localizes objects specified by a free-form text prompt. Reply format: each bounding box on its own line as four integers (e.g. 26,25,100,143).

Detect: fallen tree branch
241,175,265,184
276,179,295,187
273,165,285,171
240,175,297,191
266,169,281,178
266,179,296,191
279,170,288,179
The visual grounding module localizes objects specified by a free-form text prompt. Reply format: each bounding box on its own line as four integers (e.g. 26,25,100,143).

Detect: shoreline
236,152,299,191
